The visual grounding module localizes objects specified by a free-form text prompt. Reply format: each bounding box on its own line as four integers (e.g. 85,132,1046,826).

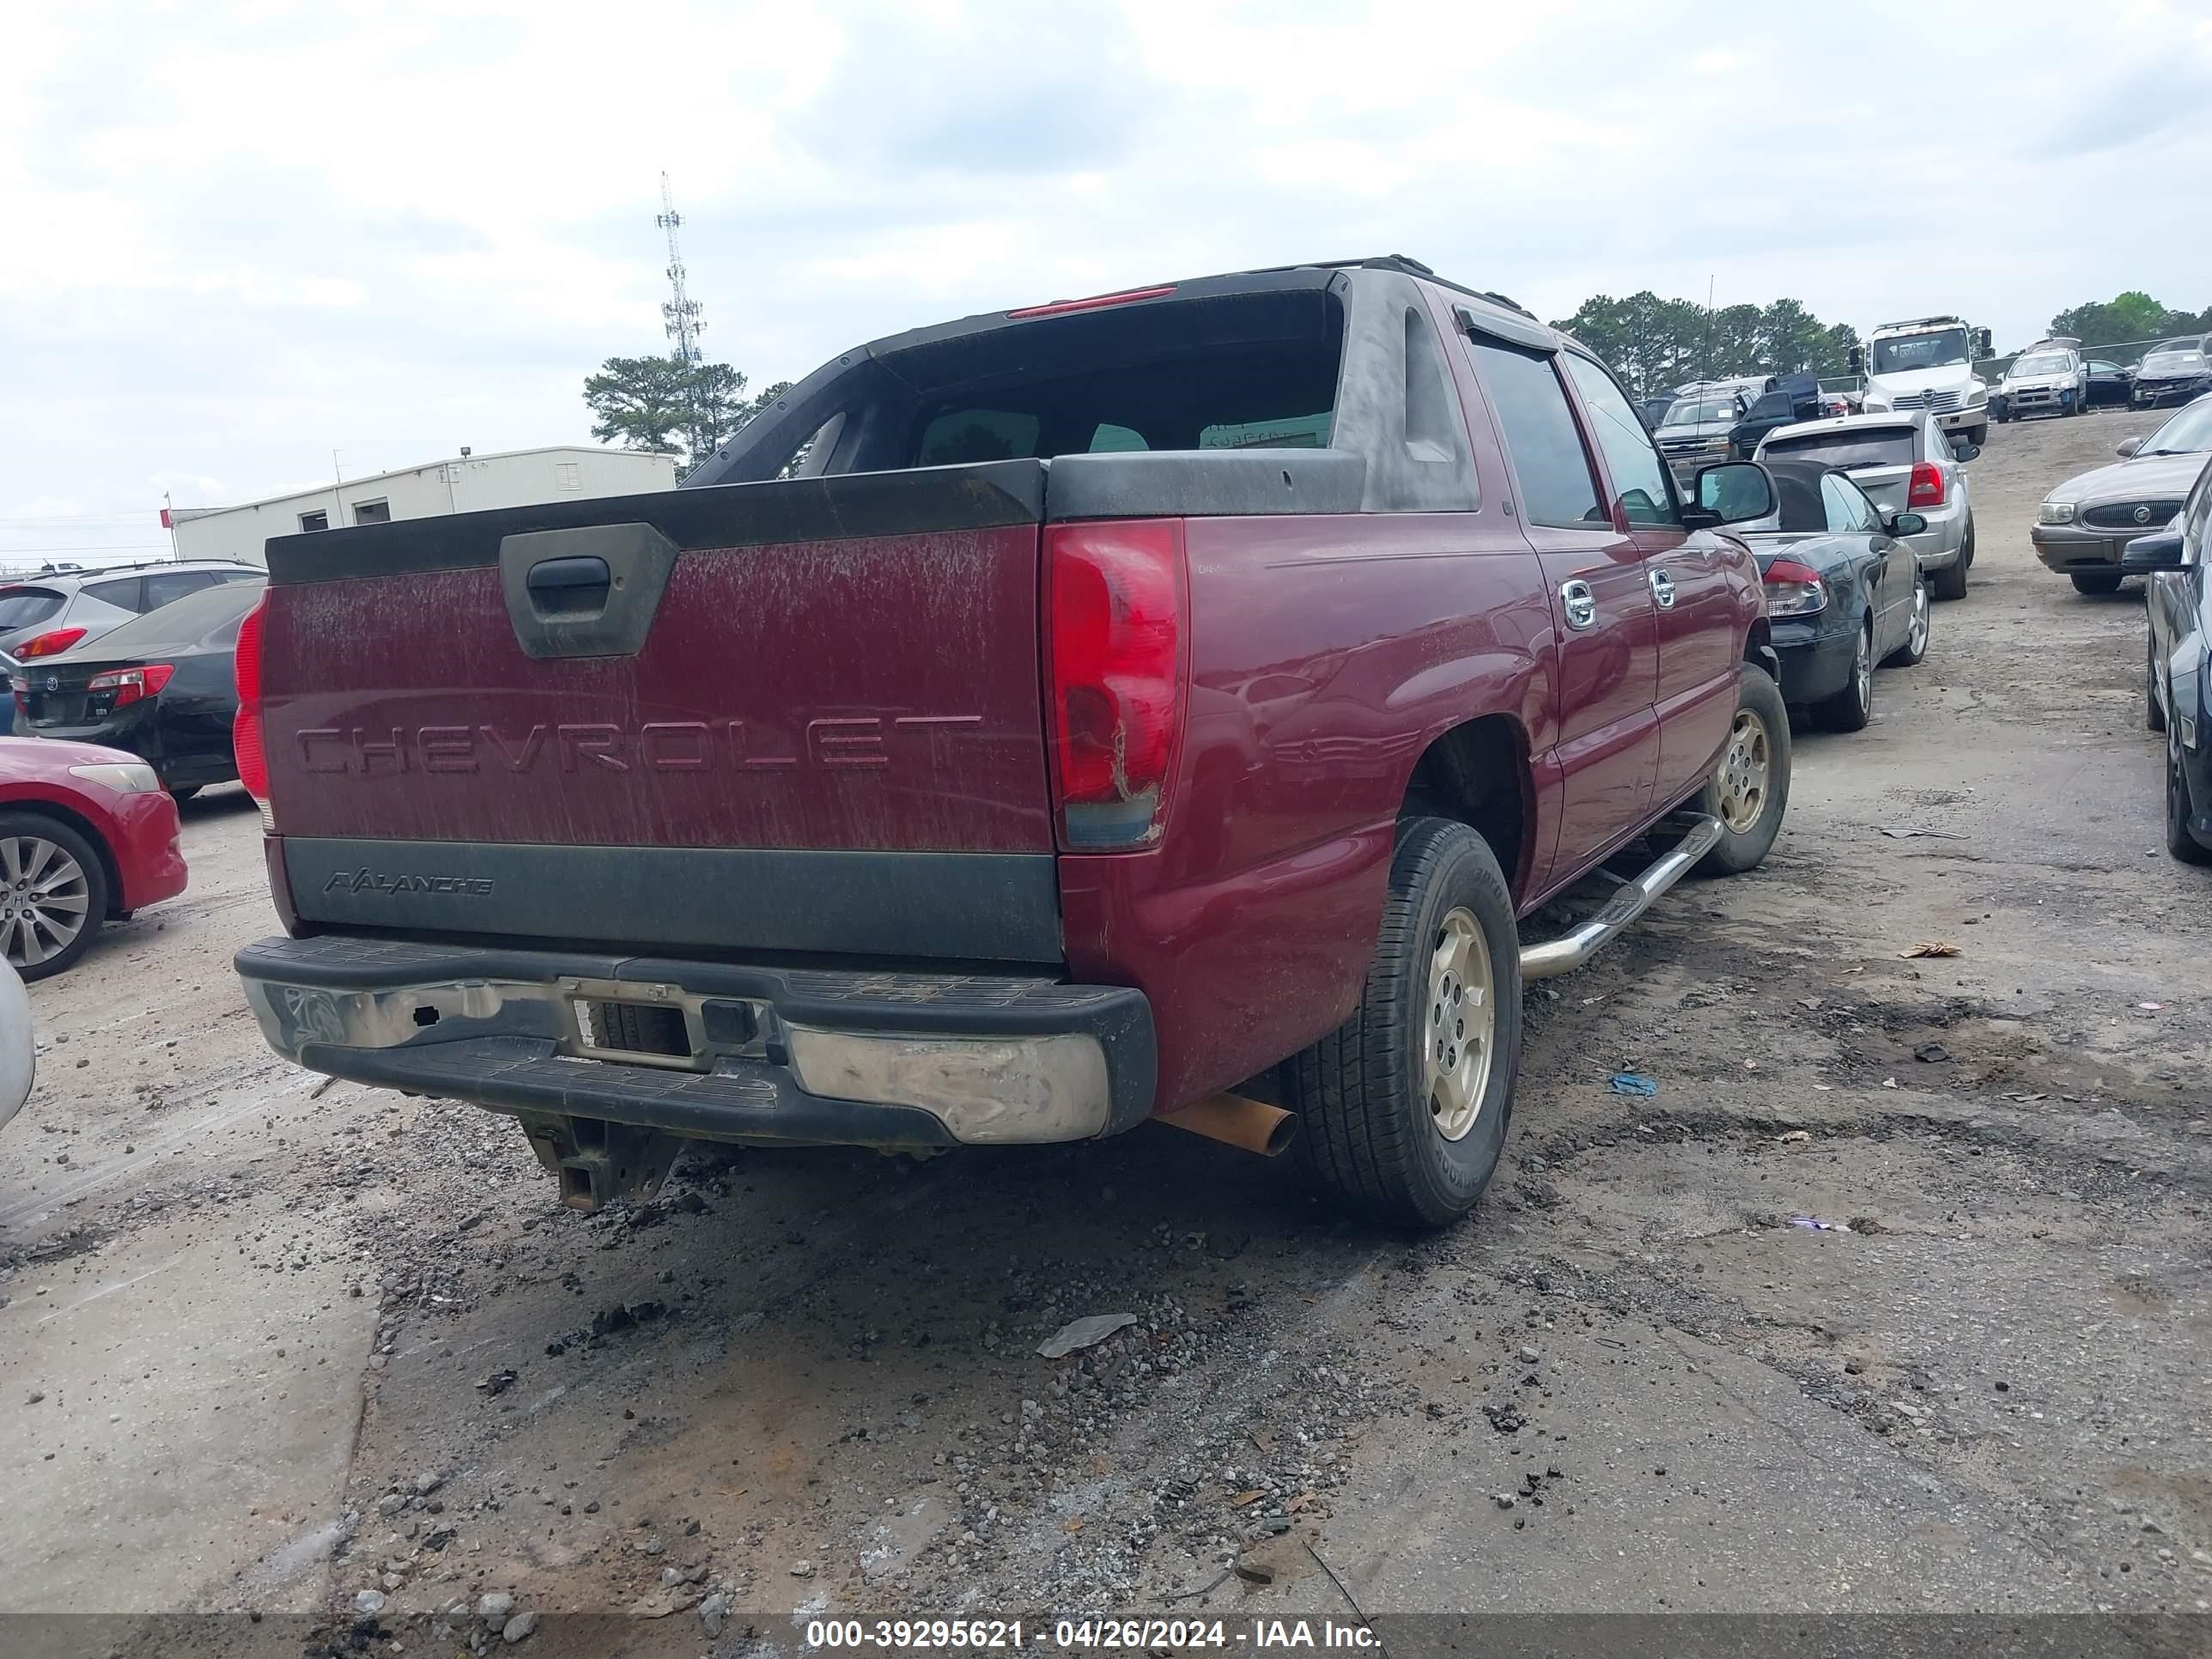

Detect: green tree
582,355,696,457
2046,292,2209,348
584,362,793,477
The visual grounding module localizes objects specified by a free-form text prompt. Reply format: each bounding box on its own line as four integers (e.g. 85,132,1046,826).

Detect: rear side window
82,575,146,613
1762,428,1917,470
1562,355,1679,527
1820,474,1877,533
1467,341,1603,527
0,587,64,629
143,568,216,610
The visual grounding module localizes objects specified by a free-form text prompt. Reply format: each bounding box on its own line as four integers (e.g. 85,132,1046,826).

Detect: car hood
1656,422,1734,440
0,732,154,775
2044,450,2212,506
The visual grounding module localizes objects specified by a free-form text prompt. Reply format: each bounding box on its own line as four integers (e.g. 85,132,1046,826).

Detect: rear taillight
234,591,272,830
15,628,86,659
86,664,175,707
1763,558,1827,617
1044,519,1186,850
1907,462,1946,508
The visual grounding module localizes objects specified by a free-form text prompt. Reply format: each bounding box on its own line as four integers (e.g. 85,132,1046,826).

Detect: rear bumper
1772,617,1863,703
234,934,1158,1149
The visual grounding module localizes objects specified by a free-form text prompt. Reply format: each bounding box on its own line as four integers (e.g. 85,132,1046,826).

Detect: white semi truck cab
1851,316,1994,446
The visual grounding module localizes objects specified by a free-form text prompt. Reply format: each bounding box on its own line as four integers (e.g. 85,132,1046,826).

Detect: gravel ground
2,407,2207,1653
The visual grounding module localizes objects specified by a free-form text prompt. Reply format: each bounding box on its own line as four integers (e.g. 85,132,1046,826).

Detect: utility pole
656,173,708,465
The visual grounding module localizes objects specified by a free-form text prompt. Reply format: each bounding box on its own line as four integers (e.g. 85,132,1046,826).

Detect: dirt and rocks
1,408,2207,1651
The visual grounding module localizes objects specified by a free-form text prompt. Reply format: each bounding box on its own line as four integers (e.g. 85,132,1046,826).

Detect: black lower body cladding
283,839,1061,963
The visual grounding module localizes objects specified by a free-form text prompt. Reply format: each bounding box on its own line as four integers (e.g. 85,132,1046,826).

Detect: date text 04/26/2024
803,1619,1381,1650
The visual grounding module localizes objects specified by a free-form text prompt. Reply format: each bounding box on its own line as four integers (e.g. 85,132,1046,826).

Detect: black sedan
1715,459,1929,732
15,577,266,798
2132,453,2212,862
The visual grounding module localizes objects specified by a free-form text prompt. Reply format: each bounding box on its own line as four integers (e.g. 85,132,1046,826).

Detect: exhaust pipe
1157,1092,1298,1158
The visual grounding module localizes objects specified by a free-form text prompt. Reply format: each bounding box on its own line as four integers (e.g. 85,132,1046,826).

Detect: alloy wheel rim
2172,726,2191,838
1717,709,1771,833
1908,581,1929,655
1423,906,1495,1143
0,835,90,969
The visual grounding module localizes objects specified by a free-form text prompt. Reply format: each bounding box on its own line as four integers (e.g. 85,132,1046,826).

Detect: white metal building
171,446,678,568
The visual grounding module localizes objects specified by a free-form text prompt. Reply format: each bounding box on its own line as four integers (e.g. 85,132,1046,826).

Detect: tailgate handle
526,555,611,617
499,524,677,659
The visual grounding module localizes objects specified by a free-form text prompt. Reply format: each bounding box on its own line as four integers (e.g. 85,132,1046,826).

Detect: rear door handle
1648,568,1677,610
1560,579,1598,630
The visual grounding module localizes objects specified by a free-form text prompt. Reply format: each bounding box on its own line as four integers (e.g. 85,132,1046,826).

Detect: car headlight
68,761,161,795
1967,386,1987,405
2038,502,2076,526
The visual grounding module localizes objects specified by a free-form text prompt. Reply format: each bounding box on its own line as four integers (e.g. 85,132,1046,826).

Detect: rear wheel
1817,620,1875,732
1285,817,1522,1228
1884,574,1930,667
0,811,108,981
2071,570,2124,596
1932,544,1969,601
2166,723,2211,865
1685,666,1791,875
1964,422,1988,447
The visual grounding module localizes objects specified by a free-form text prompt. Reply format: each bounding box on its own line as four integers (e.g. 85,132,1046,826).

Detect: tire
1932,548,1969,601
1684,666,1791,875
2166,722,2212,865
1964,423,1988,447
1285,817,1522,1228
1817,620,1875,731
1884,573,1930,667
2071,570,2124,596
0,810,110,981
168,785,202,803
2148,637,2167,733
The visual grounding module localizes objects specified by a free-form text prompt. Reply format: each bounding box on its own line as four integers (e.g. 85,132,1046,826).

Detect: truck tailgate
259,462,1063,961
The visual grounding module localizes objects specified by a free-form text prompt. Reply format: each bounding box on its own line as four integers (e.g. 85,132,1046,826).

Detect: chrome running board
1518,815,1723,981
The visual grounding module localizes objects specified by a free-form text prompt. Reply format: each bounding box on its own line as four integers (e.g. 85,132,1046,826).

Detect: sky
4,0,2211,568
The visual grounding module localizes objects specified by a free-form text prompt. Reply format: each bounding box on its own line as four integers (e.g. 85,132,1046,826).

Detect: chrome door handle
1560,579,1598,630
1649,568,1677,609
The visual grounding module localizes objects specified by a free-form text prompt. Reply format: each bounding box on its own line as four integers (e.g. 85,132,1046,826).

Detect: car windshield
1870,329,1971,374
2143,340,2206,368
2140,398,2212,456
0,586,65,630
2011,354,2068,376
1760,428,1917,469
1662,398,1735,426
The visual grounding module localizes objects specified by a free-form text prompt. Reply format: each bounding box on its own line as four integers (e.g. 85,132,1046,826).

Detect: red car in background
0,736,188,979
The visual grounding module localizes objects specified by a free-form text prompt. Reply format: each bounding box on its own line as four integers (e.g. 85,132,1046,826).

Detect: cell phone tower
658,173,704,365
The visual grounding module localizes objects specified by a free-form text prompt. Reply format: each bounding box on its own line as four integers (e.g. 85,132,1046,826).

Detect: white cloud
3,0,2209,534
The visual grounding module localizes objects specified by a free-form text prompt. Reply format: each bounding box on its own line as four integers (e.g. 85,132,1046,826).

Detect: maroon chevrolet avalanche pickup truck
232,256,1791,1226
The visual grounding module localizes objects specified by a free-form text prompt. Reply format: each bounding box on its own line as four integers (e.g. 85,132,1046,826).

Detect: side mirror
1887,511,1929,537
1950,441,1980,463
1847,345,1865,374
1683,461,1775,529
2117,436,2144,459
2121,532,2186,574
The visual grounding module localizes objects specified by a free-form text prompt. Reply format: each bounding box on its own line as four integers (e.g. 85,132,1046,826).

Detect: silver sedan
1754,410,1977,599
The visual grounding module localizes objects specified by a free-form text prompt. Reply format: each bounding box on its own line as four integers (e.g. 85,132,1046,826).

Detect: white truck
1850,315,1994,447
